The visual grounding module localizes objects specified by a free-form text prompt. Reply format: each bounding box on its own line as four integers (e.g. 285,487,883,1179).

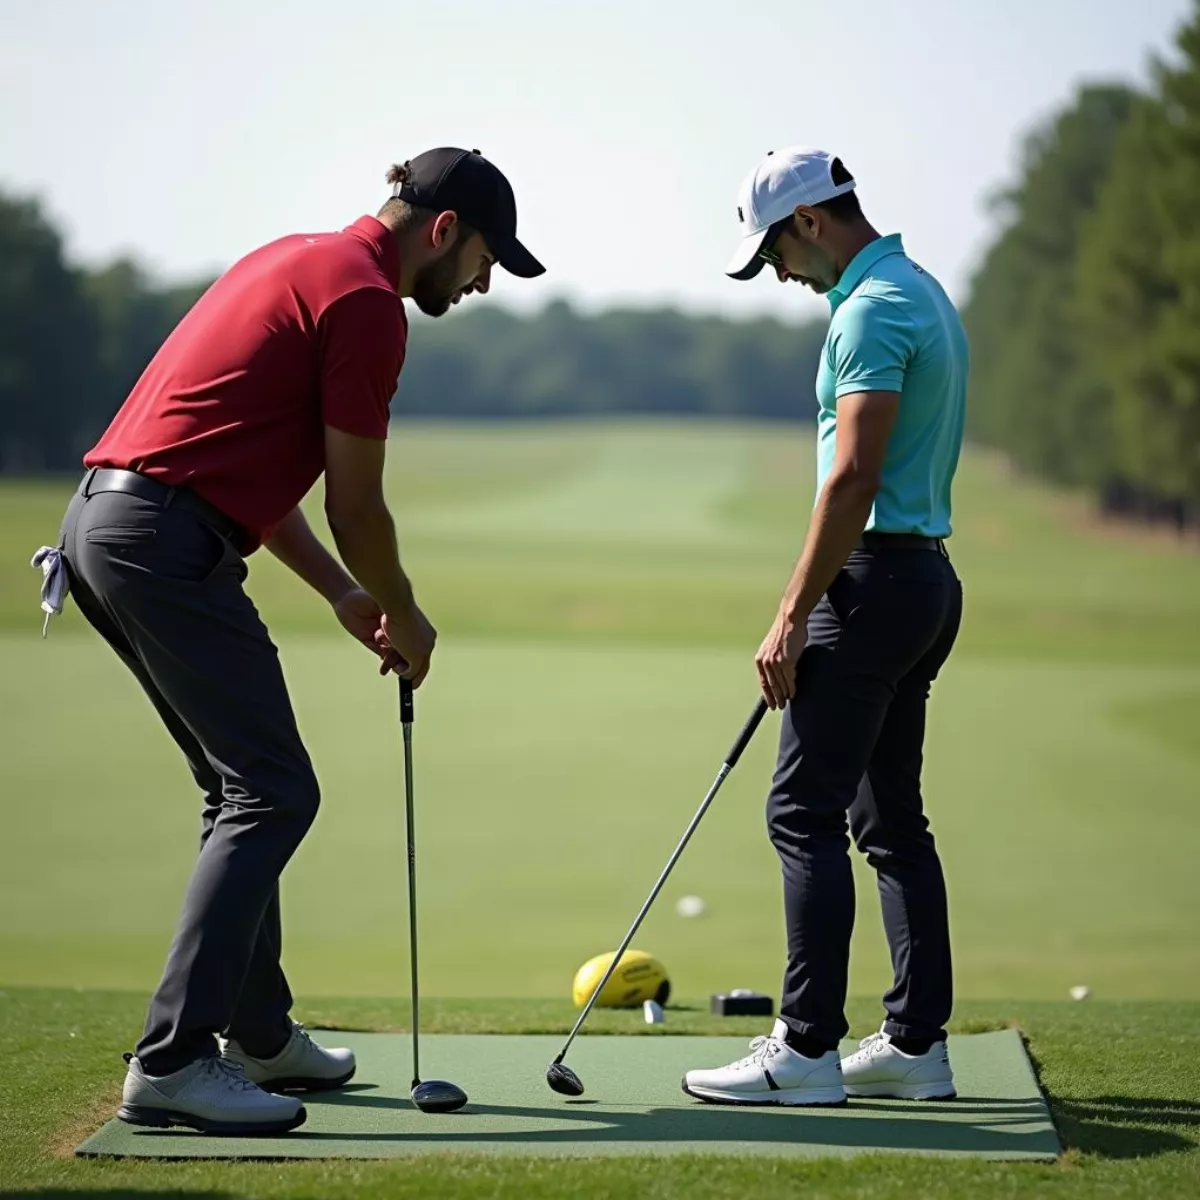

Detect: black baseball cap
394,147,544,278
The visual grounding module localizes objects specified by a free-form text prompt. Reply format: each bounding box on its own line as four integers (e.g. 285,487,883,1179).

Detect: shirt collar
346,215,401,291
828,233,905,310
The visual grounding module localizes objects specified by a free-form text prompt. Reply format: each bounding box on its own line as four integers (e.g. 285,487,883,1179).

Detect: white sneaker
682,1020,846,1106
220,1021,355,1092
840,1028,957,1100
118,1053,306,1134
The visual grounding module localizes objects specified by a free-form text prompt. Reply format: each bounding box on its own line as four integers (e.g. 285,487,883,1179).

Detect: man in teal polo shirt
684,148,968,1107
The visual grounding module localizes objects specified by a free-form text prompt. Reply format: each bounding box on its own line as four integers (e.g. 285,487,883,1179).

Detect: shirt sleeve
826,295,914,398
318,288,407,439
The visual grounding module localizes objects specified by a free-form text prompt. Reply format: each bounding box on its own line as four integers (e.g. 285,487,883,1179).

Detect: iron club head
546,1061,585,1097
411,1079,468,1113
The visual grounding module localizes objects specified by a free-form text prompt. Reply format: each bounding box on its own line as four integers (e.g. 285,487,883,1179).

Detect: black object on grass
400,678,469,1115
710,991,774,1017
545,698,770,1097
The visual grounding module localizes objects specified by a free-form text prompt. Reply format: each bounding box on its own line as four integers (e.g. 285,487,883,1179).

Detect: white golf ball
643,999,665,1024
1070,985,1091,1001
676,895,706,918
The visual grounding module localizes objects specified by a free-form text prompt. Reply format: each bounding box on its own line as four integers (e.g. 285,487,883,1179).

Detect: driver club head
546,1061,585,1097
411,1078,468,1113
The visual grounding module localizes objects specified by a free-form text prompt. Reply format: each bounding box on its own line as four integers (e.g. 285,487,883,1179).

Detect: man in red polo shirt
53,148,543,1135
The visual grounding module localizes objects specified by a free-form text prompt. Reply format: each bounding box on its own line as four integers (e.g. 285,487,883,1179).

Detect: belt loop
161,485,176,510
82,466,98,498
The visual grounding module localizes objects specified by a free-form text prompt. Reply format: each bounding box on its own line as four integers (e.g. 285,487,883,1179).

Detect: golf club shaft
553,698,768,1064
400,678,420,1089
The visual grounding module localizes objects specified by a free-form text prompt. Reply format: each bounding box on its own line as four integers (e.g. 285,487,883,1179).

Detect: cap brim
725,227,770,280
490,234,545,279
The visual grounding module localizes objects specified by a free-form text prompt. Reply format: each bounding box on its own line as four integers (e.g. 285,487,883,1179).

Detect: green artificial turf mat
76,1029,1059,1161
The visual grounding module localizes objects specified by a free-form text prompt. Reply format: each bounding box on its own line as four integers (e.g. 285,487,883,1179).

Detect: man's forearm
779,473,878,621
326,503,415,617
264,508,357,603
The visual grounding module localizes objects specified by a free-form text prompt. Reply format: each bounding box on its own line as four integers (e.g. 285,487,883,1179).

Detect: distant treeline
403,302,826,421
0,199,212,473
0,194,827,472
4,0,1199,540
964,2,1200,534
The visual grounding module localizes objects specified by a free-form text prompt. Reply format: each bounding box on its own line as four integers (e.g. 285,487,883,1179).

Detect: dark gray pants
60,481,319,1075
768,546,962,1050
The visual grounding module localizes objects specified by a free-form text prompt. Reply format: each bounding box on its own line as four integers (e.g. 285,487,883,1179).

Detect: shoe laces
291,1022,315,1053
204,1055,259,1092
735,1033,785,1068
857,1031,890,1056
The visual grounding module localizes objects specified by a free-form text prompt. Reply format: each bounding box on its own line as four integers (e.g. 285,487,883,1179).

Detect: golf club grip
400,677,414,723
724,698,768,768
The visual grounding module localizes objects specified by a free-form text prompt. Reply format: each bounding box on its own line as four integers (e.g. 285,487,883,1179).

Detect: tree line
4,0,1199,538
963,1,1200,534
0,194,827,473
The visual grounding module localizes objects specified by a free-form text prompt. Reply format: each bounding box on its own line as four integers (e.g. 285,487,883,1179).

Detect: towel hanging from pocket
30,545,69,638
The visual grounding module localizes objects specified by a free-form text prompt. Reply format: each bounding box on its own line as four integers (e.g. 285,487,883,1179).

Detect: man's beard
412,242,467,318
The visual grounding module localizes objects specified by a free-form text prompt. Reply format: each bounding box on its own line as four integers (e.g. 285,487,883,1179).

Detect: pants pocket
83,506,231,586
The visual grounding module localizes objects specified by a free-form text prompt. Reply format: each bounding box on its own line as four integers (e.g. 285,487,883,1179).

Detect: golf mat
76,1029,1059,1161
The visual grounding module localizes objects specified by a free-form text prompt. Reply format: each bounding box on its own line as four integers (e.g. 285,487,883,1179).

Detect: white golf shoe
118,1053,306,1134
682,1020,846,1106
840,1028,957,1100
220,1020,356,1092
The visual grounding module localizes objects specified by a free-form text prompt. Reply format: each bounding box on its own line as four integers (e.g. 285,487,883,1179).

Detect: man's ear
793,205,819,239
430,210,459,250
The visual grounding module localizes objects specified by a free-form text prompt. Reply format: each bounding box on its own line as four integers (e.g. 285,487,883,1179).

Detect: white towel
30,546,69,638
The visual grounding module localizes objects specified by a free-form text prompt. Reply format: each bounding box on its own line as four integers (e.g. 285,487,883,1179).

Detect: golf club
546,697,770,1097
400,677,469,1115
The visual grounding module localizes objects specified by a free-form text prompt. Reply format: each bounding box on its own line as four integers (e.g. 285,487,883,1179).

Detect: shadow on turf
1051,1095,1200,1159
129,1088,1054,1158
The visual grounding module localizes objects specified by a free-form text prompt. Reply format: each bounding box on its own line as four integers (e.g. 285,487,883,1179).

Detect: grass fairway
1,421,1199,1195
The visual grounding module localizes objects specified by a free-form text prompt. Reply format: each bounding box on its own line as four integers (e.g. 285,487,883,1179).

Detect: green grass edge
2,988,1198,1198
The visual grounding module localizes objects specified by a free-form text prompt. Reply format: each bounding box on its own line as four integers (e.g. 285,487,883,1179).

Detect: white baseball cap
725,147,857,280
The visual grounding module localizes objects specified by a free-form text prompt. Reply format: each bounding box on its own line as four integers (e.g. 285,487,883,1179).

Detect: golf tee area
3,424,1199,1198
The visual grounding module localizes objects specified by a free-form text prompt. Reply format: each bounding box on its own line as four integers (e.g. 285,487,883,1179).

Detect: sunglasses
756,216,793,267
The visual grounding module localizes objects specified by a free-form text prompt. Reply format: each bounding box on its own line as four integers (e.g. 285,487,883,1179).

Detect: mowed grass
3,638,1199,1003
1,422,1199,1196
5,421,1200,659
2,422,1198,1002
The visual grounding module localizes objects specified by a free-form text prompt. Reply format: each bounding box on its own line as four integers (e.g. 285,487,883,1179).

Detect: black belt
857,531,947,553
81,468,244,543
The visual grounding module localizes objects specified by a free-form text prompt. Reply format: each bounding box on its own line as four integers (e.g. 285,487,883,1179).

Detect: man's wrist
779,587,814,625
378,581,417,618
322,568,361,607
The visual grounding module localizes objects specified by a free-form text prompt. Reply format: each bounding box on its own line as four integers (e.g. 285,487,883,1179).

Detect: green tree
963,84,1138,488
0,193,98,470
400,300,827,422
1076,3,1200,511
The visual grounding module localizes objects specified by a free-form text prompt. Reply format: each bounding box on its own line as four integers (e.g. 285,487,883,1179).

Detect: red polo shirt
85,215,408,551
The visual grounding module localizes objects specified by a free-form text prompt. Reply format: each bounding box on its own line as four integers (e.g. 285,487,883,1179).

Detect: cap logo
737,206,744,223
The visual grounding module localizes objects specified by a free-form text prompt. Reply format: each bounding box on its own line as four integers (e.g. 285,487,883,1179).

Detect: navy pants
59,477,316,1075
768,544,962,1049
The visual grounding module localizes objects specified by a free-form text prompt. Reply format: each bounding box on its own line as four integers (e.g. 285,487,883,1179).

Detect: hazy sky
1,0,1190,322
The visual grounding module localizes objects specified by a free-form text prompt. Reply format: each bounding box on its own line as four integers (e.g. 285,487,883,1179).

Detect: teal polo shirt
815,233,969,537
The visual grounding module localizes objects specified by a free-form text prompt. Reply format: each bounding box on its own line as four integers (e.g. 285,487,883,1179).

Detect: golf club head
411,1079,468,1113
546,1061,585,1097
